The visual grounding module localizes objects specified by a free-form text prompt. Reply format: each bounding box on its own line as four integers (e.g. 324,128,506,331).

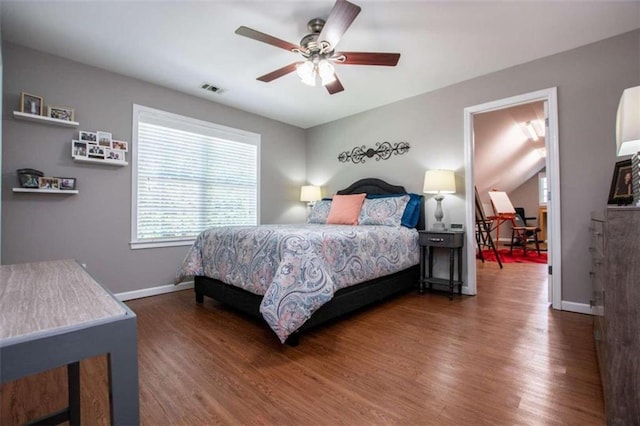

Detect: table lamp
423,170,456,230
616,86,640,156
300,185,321,207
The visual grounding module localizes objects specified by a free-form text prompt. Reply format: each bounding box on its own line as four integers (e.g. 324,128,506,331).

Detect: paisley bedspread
175,224,419,342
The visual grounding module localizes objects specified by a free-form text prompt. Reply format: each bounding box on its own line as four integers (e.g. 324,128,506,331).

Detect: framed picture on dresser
608,159,633,205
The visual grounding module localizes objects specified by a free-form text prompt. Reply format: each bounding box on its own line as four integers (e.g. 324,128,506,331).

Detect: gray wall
2,42,307,294
307,30,640,305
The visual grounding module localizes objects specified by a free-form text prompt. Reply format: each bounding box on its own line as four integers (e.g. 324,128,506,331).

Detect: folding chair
487,190,542,257
510,207,542,256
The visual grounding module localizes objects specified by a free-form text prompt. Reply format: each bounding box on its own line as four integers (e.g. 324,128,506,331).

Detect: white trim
561,301,592,315
115,280,194,301
130,239,195,250
464,87,562,309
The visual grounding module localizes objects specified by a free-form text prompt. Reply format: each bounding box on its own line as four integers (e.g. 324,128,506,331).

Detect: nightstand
419,230,464,300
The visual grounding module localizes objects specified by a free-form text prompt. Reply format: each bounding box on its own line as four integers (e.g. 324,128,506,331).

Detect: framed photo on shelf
79,131,97,142
112,140,128,151
48,105,75,121
608,159,633,205
97,131,112,147
72,140,88,158
20,92,44,116
88,144,105,158
38,177,59,190
105,149,125,161
58,177,76,191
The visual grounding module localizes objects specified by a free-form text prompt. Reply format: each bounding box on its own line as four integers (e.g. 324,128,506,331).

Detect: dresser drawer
419,231,464,248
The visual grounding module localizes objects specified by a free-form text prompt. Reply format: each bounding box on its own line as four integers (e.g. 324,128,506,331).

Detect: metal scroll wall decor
338,141,410,164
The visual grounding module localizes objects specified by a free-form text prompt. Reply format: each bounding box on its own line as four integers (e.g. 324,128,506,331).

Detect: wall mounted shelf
73,157,128,167
13,188,78,194
13,111,79,128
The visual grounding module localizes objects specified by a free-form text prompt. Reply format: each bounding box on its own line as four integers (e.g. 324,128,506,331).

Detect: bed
175,178,424,345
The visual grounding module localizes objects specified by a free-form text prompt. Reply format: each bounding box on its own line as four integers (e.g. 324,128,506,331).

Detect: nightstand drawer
419,231,464,248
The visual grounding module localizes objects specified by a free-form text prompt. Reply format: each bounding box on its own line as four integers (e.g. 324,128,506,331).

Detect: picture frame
608,159,634,205
72,140,88,158
105,149,125,161
97,131,112,147
20,92,44,116
58,177,76,191
38,177,59,190
87,144,105,158
48,105,75,122
79,131,97,142
112,140,128,151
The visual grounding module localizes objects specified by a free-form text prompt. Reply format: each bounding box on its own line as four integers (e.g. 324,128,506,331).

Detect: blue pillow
367,193,422,228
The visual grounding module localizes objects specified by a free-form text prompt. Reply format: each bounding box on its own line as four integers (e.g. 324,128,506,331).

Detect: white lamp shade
616,86,640,156
423,170,456,194
300,185,321,202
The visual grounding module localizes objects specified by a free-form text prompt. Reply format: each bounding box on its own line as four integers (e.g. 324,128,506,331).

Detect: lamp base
431,222,446,230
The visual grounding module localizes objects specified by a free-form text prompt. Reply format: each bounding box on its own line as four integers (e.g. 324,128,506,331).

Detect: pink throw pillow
326,193,366,225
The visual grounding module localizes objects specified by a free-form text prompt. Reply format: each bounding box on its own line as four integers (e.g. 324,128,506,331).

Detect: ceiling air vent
200,83,221,93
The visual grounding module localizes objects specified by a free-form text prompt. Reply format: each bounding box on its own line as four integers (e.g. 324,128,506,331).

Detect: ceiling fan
234,0,400,95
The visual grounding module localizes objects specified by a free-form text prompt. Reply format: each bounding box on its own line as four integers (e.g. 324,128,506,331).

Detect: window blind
132,105,259,248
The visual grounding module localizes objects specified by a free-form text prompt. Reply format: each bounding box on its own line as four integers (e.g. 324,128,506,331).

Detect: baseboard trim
115,281,194,301
561,301,592,315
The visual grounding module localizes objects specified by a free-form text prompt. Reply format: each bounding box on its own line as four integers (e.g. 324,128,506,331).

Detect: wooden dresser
589,207,640,425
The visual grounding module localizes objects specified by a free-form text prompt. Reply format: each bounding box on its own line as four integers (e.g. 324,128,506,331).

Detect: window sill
129,239,195,250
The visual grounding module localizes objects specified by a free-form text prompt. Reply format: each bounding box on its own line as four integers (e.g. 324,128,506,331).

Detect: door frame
463,87,562,309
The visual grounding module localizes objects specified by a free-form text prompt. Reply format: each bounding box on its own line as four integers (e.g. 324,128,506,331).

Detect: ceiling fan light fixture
318,59,336,85
296,61,316,86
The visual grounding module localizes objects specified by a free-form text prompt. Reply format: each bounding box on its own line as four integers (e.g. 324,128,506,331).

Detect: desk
0,259,139,425
539,205,548,242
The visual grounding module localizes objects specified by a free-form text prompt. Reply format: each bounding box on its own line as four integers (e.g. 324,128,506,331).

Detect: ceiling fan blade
257,62,303,82
235,26,301,52
318,0,361,50
325,74,345,95
335,52,400,66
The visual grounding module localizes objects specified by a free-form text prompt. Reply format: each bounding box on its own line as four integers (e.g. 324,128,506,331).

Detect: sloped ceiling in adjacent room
474,101,546,204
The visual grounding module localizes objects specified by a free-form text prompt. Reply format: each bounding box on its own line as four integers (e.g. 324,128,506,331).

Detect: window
538,172,548,205
131,105,260,249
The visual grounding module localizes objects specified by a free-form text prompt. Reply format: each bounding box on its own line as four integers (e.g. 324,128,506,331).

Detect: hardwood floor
1,261,604,425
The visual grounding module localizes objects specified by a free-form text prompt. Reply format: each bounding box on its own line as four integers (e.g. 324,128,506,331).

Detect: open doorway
475,101,546,250
463,88,562,309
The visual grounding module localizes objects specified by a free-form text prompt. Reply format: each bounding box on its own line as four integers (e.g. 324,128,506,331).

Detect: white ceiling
2,1,639,129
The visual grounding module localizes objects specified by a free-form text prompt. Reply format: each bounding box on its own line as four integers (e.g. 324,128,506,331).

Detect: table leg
449,248,454,300
428,247,434,291
419,246,425,293
107,318,139,426
68,361,80,426
458,246,463,295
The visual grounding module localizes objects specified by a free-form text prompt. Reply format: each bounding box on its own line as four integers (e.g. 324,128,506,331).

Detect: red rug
478,248,547,264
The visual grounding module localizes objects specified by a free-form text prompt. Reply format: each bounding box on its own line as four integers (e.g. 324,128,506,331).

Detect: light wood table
0,259,139,425
538,205,548,242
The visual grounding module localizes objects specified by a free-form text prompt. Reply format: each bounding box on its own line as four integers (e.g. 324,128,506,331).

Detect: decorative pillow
307,199,332,224
367,193,423,228
359,195,410,226
326,193,366,225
